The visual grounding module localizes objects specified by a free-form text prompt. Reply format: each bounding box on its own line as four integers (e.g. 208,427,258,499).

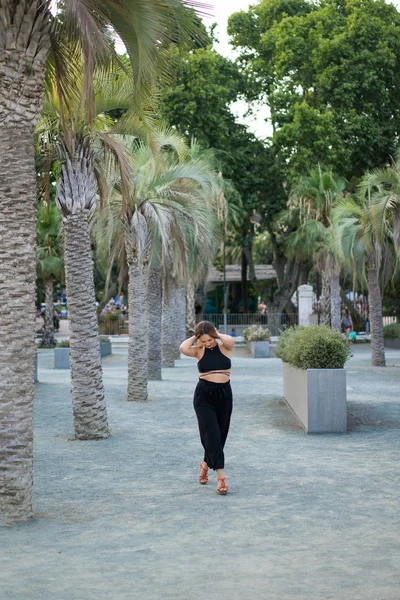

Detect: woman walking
180,321,235,495
342,307,354,342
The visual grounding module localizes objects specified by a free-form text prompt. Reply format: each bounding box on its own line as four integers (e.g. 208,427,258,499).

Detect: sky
201,1,271,138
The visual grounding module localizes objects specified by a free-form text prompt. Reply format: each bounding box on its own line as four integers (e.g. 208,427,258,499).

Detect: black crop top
197,343,231,373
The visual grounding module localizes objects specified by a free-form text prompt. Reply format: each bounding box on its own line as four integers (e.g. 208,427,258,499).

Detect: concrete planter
54,347,70,369
282,362,347,434
247,341,270,358
384,338,400,349
100,341,112,358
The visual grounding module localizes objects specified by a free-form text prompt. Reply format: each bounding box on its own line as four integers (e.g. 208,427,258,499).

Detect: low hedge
383,323,400,339
276,325,351,370
56,339,70,348
243,325,270,342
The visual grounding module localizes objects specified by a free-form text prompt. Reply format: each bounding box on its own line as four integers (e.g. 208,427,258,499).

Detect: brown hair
194,321,218,345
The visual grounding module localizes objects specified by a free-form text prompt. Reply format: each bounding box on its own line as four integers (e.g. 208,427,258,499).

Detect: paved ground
1,345,400,600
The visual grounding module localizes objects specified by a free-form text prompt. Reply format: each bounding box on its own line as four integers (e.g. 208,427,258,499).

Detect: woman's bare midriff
199,370,231,383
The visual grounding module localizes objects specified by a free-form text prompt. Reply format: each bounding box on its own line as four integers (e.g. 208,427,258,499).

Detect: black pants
193,379,233,471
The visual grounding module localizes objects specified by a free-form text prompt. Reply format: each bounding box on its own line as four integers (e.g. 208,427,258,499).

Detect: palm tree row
288,161,400,368
0,0,210,525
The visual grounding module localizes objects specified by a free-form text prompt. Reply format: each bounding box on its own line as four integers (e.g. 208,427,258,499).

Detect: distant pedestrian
230,328,237,337
342,308,353,342
180,321,235,495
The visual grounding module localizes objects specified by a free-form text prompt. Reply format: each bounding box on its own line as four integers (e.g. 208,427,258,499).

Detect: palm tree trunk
127,258,149,400
147,266,162,380
320,270,331,326
63,212,110,438
42,278,55,346
330,269,341,331
366,253,386,367
162,274,179,367
186,279,196,337
0,131,38,525
0,1,50,524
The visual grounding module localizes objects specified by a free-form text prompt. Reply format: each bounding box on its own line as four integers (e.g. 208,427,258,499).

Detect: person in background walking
180,321,235,495
342,307,353,342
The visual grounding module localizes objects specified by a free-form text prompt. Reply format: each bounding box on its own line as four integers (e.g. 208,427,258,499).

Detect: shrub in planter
55,339,70,369
99,335,112,358
276,325,351,370
244,325,270,358
56,339,70,348
276,326,350,433
243,325,270,342
383,323,400,348
383,323,400,338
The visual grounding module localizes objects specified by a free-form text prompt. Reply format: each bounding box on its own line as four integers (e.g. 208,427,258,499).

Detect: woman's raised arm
179,335,198,358
216,331,235,351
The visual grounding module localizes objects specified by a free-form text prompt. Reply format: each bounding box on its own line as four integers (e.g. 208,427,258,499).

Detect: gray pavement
1,345,400,600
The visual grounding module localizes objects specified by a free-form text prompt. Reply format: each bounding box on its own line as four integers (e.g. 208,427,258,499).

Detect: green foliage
36,201,64,282
56,340,70,348
383,323,400,339
276,325,351,369
243,325,270,342
157,43,288,234
229,0,400,181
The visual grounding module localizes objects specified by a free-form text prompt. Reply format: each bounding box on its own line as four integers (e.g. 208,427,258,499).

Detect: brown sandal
217,477,228,495
199,461,209,485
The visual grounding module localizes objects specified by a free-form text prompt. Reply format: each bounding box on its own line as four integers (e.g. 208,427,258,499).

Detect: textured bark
147,267,162,381
0,1,51,128
330,269,341,331
0,130,37,525
243,246,256,283
366,254,386,367
270,256,303,313
186,279,196,337
0,0,51,525
162,274,179,367
127,258,148,401
42,279,55,346
320,270,331,326
63,213,110,438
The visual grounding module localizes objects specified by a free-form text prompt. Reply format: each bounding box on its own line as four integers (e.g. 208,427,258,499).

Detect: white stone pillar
298,284,314,326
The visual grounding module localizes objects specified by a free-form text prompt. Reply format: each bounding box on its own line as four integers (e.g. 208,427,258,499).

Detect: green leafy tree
159,43,290,311
229,0,400,181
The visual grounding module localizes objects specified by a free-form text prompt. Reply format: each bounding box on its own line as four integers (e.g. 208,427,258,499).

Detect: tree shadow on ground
347,401,400,431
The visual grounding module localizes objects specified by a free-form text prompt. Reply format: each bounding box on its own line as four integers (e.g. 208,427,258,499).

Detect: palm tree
1,0,206,524
37,201,64,347
37,66,143,439
288,166,346,329
362,151,400,256
118,133,218,397
333,194,392,367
